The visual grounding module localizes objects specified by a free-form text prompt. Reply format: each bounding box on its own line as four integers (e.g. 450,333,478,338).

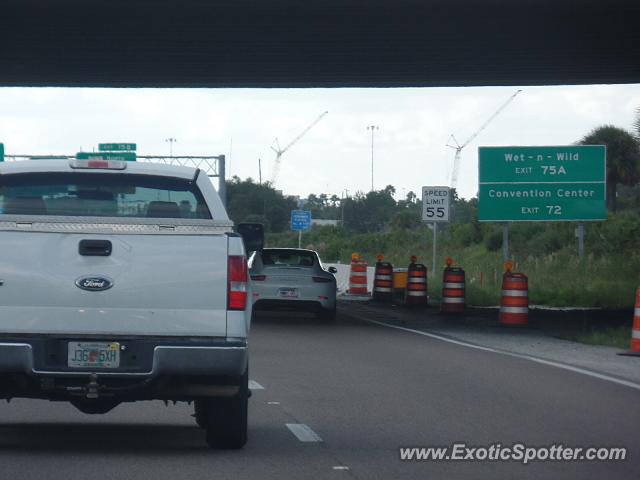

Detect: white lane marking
333,466,350,470
286,423,323,442
267,401,280,405
249,380,264,390
364,319,640,392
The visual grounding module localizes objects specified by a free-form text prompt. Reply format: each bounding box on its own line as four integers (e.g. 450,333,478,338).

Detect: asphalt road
1,311,639,480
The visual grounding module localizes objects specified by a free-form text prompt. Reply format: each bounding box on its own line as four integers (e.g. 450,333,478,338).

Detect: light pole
367,125,379,191
165,138,177,158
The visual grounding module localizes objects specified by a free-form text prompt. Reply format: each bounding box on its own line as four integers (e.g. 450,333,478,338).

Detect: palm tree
581,125,640,212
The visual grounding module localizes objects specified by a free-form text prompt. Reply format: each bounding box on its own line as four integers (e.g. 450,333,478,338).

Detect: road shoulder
338,300,640,385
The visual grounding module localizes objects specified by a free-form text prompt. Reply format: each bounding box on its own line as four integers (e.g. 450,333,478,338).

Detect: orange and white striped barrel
348,260,368,295
630,287,640,353
373,262,394,301
405,263,428,305
441,267,465,313
499,272,528,326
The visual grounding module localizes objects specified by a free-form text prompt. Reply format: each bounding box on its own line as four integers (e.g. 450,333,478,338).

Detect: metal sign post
422,186,450,277
291,210,312,248
432,222,437,277
577,223,585,258
503,223,509,263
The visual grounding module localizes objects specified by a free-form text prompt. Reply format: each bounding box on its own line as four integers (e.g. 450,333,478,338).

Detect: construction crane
270,111,328,185
447,89,522,189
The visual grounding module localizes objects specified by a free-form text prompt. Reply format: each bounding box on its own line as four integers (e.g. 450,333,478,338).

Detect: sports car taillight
312,276,333,283
228,256,248,310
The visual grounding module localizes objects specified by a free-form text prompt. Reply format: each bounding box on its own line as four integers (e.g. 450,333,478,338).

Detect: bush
484,230,503,251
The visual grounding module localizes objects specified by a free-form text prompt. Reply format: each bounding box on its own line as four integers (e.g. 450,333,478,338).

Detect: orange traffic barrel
630,287,640,353
373,261,394,302
405,261,428,305
499,272,529,326
348,260,368,295
441,267,465,313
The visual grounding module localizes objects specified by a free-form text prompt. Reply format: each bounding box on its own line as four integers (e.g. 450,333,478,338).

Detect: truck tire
203,369,248,449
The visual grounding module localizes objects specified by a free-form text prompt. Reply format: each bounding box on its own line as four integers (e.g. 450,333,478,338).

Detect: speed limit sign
422,186,450,222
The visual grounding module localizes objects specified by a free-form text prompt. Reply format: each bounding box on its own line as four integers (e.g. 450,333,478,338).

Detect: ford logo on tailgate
75,276,114,291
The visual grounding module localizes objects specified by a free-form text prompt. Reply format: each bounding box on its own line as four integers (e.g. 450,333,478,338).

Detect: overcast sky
0,84,638,200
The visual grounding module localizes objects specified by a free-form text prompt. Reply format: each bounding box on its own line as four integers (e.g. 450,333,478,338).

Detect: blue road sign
291,210,312,232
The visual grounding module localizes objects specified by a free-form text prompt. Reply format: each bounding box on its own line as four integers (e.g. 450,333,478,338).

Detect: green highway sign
0,143,4,162
76,152,136,162
98,143,137,152
478,145,606,222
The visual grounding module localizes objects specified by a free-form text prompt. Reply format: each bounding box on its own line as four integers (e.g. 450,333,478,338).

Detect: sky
0,84,638,200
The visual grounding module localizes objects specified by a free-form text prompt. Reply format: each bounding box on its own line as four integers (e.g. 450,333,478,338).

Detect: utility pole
218,155,226,207
165,138,177,158
258,158,262,184
367,125,379,191
341,189,349,227
228,138,233,178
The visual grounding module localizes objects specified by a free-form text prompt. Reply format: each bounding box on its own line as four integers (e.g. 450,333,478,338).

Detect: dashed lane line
286,423,323,442
249,380,264,390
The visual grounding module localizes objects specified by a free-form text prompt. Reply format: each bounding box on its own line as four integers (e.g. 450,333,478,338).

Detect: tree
226,177,297,232
580,125,640,212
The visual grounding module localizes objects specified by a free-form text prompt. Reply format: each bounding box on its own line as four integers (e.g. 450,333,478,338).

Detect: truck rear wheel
203,369,248,449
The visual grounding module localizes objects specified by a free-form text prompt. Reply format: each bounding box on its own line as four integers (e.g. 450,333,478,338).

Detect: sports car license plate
68,342,120,368
278,288,299,298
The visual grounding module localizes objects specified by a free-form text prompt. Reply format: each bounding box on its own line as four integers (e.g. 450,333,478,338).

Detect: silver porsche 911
249,248,338,320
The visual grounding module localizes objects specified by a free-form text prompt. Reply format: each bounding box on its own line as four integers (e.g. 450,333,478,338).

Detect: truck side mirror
328,266,338,274
236,223,264,253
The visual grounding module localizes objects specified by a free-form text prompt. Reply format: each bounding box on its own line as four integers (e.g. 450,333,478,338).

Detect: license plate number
279,288,298,298
68,342,120,368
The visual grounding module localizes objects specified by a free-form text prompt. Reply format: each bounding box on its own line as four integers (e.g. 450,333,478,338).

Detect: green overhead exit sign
0,143,4,162
478,146,606,222
99,143,136,152
76,152,136,161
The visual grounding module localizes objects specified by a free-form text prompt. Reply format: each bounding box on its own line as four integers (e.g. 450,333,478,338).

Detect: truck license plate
68,342,120,368
279,288,298,298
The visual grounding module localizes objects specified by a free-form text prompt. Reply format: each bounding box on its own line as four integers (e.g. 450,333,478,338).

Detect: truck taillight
228,256,248,310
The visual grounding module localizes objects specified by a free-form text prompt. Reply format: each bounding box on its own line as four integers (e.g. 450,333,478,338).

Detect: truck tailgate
0,231,229,337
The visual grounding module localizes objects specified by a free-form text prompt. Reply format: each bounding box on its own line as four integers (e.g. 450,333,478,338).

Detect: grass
568,326,632,350
266,221,640,309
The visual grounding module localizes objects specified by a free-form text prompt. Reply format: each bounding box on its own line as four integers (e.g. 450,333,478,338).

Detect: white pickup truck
0,158,259,449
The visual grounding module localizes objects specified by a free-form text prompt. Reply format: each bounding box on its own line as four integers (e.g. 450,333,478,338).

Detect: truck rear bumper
0,340,248,377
